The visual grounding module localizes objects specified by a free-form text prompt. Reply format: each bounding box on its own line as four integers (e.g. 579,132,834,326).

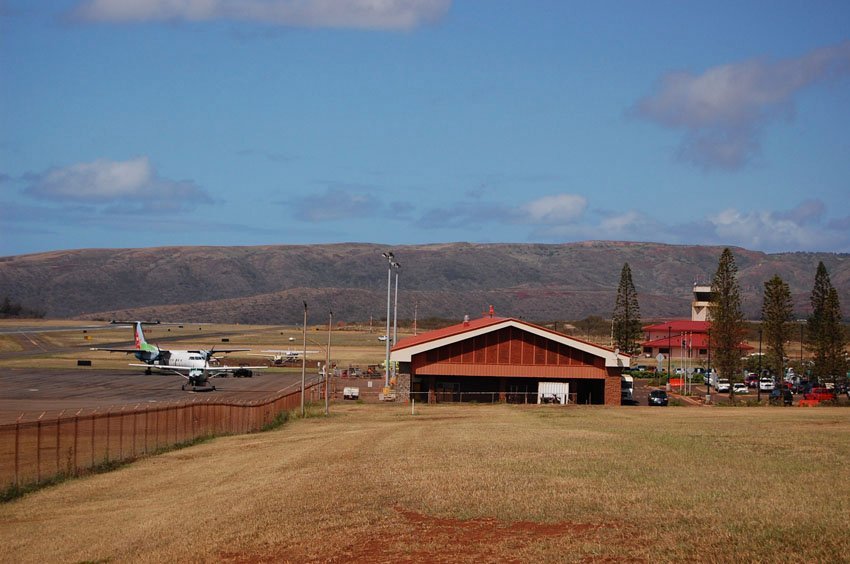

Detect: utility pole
301,301,307,417
413,301,418,336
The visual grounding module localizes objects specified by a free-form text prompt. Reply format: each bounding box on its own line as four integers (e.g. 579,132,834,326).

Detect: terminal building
390,315,629,406
639,283,752,363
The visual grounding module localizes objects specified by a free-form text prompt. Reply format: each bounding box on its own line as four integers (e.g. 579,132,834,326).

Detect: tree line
0,296,45,319
611,250,848,385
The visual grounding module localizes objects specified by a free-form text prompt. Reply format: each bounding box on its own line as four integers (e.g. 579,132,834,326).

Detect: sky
1,0,849,256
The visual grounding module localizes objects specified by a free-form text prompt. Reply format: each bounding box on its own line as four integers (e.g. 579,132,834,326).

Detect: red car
803,387,837,402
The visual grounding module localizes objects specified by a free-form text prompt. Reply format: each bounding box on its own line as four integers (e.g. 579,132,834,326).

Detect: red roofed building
640,320,752,367
390,316,630,406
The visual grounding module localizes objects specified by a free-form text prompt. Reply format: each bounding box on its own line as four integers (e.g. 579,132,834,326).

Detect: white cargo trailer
537,381,569,404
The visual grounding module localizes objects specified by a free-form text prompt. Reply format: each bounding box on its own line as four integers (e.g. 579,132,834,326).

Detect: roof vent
463,314,470,327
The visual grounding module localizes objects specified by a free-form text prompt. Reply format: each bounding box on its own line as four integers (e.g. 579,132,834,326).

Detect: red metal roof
643,320,711,333
641,333,753,351
392,316,510,351
392,315,620,354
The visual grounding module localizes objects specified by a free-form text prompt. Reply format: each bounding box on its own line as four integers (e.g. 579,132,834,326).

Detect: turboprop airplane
91,321,263,390
249,349,320,365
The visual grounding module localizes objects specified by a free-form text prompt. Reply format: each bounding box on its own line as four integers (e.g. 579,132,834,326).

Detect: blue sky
1,0,849,256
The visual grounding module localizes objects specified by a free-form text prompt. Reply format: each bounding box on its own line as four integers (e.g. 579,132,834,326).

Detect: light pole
706,329,711,403
325,310,332,416
757,327,762,402
382,252,396,388
666,325,672,391
301,301,307,417
392,262,400,368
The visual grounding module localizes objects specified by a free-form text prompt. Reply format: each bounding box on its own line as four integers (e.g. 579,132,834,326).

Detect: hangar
391,316,630,406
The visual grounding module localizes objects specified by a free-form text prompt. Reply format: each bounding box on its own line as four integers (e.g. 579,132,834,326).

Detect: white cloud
25,157,212,207
71,0,452,29
520,194,587,224
634,41,850,170
705,204,848,252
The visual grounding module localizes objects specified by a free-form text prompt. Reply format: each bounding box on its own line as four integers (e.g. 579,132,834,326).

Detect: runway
0,368,317,424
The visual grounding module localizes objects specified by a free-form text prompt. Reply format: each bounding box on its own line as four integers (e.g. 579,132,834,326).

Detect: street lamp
757,327,762,402
666,325,672,391
706,329,711,403
325,310,332,416
382,252,397,387
392,261,401,381
301,301,307,417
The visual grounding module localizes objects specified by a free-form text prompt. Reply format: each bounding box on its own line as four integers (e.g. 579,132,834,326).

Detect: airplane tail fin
134,322,158,353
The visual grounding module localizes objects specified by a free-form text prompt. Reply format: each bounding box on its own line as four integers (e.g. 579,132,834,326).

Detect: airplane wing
189,349,251,355
129,363,265,372
91,347,139,353
260,350,320,355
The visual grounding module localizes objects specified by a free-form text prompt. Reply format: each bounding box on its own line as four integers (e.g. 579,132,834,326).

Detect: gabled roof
391,316,630,368
643,320,711,333
641,333,753,351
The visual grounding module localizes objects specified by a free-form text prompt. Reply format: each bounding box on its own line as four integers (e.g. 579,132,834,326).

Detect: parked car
715,379,730,393
745,373,760,388
803,387,837,402
732,382,748,394
648,389,669,406
759,377,775,391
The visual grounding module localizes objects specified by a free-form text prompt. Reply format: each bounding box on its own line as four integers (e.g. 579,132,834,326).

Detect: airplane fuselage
138,350,212,370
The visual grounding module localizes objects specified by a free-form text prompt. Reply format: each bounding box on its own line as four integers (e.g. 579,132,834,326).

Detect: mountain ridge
1,242,847,324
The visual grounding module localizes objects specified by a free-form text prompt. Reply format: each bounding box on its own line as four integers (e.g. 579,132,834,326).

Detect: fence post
144,408,148,455
91,410,96,469
14,416,21,486
73,411,79,476
56,410,64,476
37,414,43,483
119,407,124,461
133,405,139,458
105,408,111,462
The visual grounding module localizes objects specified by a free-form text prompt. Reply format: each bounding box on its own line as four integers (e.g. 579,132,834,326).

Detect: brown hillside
0,242,847,323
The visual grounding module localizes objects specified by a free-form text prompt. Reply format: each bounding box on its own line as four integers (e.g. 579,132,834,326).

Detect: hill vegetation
0,242,846,324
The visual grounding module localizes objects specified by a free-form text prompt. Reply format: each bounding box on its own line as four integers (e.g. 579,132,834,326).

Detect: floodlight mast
392,262,401,380
382,252,395,387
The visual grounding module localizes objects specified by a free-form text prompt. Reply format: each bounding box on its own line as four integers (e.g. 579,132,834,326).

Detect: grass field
1,403,848,562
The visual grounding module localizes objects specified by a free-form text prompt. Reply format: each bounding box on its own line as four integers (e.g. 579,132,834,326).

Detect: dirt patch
221,506,622,563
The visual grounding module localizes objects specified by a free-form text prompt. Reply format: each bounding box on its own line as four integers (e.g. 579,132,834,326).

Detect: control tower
692,284,712,321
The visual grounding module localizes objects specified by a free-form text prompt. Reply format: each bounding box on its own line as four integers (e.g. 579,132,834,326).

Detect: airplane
249,349,320,365
91,321,264,390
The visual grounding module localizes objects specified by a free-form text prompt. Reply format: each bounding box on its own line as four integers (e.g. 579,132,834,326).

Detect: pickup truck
803,387,837,402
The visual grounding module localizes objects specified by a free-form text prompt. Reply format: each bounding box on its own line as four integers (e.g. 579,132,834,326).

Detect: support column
499,377,506,403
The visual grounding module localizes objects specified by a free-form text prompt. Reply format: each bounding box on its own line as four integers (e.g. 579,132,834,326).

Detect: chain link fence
1,382,323,491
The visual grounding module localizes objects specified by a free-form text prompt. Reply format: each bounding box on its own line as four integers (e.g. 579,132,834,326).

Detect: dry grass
1,404,849,563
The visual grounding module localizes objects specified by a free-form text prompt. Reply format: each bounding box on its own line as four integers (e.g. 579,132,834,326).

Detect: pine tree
807,262,846,382
822,287,847,383
612,263,642,355
761,275,793,378
710,248,744,388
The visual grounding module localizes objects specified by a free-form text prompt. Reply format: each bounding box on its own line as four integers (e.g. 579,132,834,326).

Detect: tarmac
0,368,315,424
